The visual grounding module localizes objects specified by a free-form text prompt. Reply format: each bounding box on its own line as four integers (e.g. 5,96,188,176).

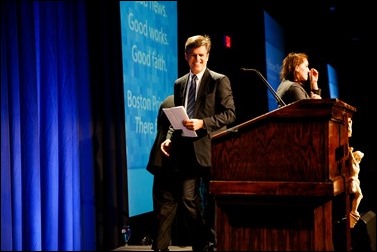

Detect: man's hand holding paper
163,106,197,137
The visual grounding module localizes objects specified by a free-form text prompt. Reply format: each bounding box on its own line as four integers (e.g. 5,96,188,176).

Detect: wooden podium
210,99,356,251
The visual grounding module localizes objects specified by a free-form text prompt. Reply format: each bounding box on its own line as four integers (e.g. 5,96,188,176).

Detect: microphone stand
241,68,286,107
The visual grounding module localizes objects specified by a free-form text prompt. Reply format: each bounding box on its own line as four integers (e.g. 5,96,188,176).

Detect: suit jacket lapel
196,69,210,110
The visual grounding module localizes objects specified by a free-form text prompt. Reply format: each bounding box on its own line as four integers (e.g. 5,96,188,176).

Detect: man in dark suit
146,95,175,251
157,34,236,252
146,95,174,176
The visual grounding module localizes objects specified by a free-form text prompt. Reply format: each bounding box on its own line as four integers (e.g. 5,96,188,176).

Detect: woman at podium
277,52,322,104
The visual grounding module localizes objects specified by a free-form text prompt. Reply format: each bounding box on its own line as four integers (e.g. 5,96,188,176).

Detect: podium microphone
241,68,286,107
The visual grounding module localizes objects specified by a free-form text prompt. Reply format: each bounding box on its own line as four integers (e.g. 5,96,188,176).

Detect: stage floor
113,245,193,251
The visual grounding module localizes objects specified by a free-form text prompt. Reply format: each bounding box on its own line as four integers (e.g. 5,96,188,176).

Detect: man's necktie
186,75,197,118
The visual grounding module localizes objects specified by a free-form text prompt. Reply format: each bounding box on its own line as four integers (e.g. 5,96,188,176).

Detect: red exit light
224,35,231,48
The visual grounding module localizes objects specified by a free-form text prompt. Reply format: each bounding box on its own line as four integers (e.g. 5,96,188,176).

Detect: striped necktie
186,75,197,118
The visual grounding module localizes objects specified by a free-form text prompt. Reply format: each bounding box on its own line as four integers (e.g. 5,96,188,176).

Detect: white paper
163,106,197,137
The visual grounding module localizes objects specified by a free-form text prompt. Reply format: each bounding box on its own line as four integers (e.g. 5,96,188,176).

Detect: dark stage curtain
1,1,96,250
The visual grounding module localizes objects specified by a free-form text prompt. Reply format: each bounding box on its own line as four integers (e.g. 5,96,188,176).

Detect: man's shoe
208,241,215,251
193,242,215,251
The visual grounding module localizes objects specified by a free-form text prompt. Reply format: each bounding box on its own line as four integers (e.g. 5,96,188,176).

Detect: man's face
185,45,209,75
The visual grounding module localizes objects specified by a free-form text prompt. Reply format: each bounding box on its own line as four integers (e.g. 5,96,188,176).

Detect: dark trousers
152,167,214,250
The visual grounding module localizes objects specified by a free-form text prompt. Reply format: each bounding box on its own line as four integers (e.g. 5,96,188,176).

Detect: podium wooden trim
210,99,356,251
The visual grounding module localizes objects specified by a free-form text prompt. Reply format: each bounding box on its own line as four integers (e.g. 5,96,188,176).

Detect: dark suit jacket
167,68,236,167
146,95,174,175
